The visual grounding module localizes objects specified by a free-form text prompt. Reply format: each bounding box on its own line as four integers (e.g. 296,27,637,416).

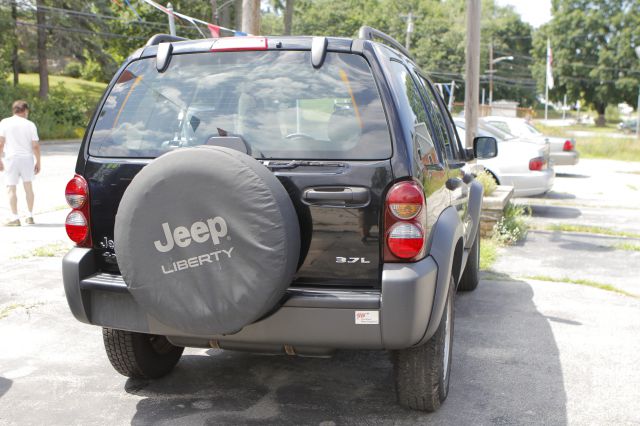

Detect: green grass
11,242,72,259
546,224,640,239
525,275,638,298
578,136,640,162
531,122,640,162
0,303,25,320
614,242,640,252
480,238,499,270
10,73,106,100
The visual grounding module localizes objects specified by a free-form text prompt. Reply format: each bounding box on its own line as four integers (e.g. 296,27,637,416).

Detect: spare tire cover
114,146,300,336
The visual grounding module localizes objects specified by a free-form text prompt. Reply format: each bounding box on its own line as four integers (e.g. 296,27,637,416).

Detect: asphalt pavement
1,144,639,425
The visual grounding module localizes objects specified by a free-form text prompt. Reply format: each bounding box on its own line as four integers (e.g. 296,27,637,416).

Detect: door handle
303,187,370,206
446,178,462,191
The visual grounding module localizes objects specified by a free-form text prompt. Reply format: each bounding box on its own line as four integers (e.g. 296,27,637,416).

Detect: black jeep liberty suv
62,27,497,412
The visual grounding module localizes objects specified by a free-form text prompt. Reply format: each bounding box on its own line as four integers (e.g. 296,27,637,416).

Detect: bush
63,62,82,78
476,170,497,196
493,202,530,244
29,84,92,139
605,104,620,124
81,58,103,82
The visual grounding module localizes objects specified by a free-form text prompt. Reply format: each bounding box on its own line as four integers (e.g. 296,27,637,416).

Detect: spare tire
114,146,300,336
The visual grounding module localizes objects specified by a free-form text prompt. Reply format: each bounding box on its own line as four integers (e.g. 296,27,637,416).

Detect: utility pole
464,0,481,149
636,47,640,139
242,0,260,35
36,0,48,99
488,42,493,105
405,11,414,50
167,2,176,36
211,0,218,24
11,0,18,86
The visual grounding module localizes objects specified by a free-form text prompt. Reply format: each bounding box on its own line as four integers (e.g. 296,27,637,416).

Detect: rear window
88,50,391,160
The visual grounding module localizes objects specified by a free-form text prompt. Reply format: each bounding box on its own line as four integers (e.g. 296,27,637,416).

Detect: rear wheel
458,231,480,291
102,328,184,379
392,277,455,412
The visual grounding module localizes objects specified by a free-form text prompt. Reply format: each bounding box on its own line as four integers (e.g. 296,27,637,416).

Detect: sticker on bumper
355,310,379,325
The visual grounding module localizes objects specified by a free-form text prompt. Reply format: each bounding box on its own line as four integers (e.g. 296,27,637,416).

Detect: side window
414,73,460,161
389,61,443,168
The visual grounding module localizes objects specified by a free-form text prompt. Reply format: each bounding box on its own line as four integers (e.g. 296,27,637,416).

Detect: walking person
0,100,41,226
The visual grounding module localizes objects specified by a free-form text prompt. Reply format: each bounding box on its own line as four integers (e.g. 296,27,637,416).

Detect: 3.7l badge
336,257,370,264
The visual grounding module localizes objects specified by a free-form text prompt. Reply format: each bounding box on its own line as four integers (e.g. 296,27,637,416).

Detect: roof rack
145,34,188,47
358,26,412,59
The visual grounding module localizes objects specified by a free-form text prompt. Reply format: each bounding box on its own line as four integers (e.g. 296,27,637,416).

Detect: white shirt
0,115,39,158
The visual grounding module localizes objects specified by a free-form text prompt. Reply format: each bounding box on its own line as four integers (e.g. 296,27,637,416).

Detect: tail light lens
65,211,89,243
65,174,91,247
384,181,427,262
529,157,545,171
65,175,88,208
563,140,574,151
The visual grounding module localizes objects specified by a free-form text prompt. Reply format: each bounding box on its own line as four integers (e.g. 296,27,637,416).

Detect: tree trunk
234,0,242,31
210,0,218,24
220,0,231,28
242,0,260,35
11,1,19,86
284,0,294,35
595,103,606,127
36,0,48,99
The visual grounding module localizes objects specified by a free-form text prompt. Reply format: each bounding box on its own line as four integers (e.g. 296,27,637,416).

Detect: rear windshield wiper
261,160,346,170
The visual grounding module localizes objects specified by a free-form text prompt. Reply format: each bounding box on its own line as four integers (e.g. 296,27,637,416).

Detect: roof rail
358,26,412,59
145,34,188,47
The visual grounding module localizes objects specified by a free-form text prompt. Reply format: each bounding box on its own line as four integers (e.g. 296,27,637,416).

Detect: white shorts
4,156,34,186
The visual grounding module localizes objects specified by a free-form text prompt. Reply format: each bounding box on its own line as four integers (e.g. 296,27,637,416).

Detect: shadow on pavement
548,232,615,253
556,173,590,179
125,278,567,425
0,377,12,399
529,205,582,219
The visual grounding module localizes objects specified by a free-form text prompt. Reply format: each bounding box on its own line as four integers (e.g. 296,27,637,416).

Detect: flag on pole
546,38,554,90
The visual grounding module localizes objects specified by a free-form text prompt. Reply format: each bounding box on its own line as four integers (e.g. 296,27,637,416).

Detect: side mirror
474,136,498,159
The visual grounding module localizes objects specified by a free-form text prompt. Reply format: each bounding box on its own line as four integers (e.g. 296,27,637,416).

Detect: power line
15,20,147,40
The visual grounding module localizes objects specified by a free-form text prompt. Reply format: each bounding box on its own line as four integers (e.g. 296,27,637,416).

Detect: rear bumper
501,168,555,198
63,248,439,352
551,151,579,166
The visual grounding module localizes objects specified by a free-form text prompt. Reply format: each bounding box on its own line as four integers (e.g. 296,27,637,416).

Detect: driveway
0,146,639,425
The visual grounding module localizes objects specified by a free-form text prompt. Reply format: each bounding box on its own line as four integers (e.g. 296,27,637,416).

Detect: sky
495,0,552,28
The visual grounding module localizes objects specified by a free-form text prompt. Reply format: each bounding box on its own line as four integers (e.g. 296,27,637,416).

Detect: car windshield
522,122,542,135
466,119,515,141
88,50,391,160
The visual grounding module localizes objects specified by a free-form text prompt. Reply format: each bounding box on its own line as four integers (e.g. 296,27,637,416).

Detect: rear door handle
303,187,370,207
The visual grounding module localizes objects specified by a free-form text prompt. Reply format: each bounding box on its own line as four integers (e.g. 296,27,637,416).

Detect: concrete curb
39,139,81,145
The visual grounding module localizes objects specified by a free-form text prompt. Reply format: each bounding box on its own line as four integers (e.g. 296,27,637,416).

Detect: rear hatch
83,46,393,288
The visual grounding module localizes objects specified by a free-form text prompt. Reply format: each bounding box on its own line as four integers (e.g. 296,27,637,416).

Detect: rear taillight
563,140,574,151
384,181,427,262
65,174,91,247
529,157,545,171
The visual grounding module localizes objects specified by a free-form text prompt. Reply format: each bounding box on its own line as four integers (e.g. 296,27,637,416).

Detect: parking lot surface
1,144,639,425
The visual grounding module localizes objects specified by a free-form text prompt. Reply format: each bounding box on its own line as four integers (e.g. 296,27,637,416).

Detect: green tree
533,0,640,125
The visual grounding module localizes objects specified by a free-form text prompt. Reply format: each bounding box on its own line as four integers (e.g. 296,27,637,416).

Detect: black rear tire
392,277,455,412
458,231,480,292
102,328,184,379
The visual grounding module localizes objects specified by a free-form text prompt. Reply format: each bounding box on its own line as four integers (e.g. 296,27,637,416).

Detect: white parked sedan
455,119,555,197
481,116,579,166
